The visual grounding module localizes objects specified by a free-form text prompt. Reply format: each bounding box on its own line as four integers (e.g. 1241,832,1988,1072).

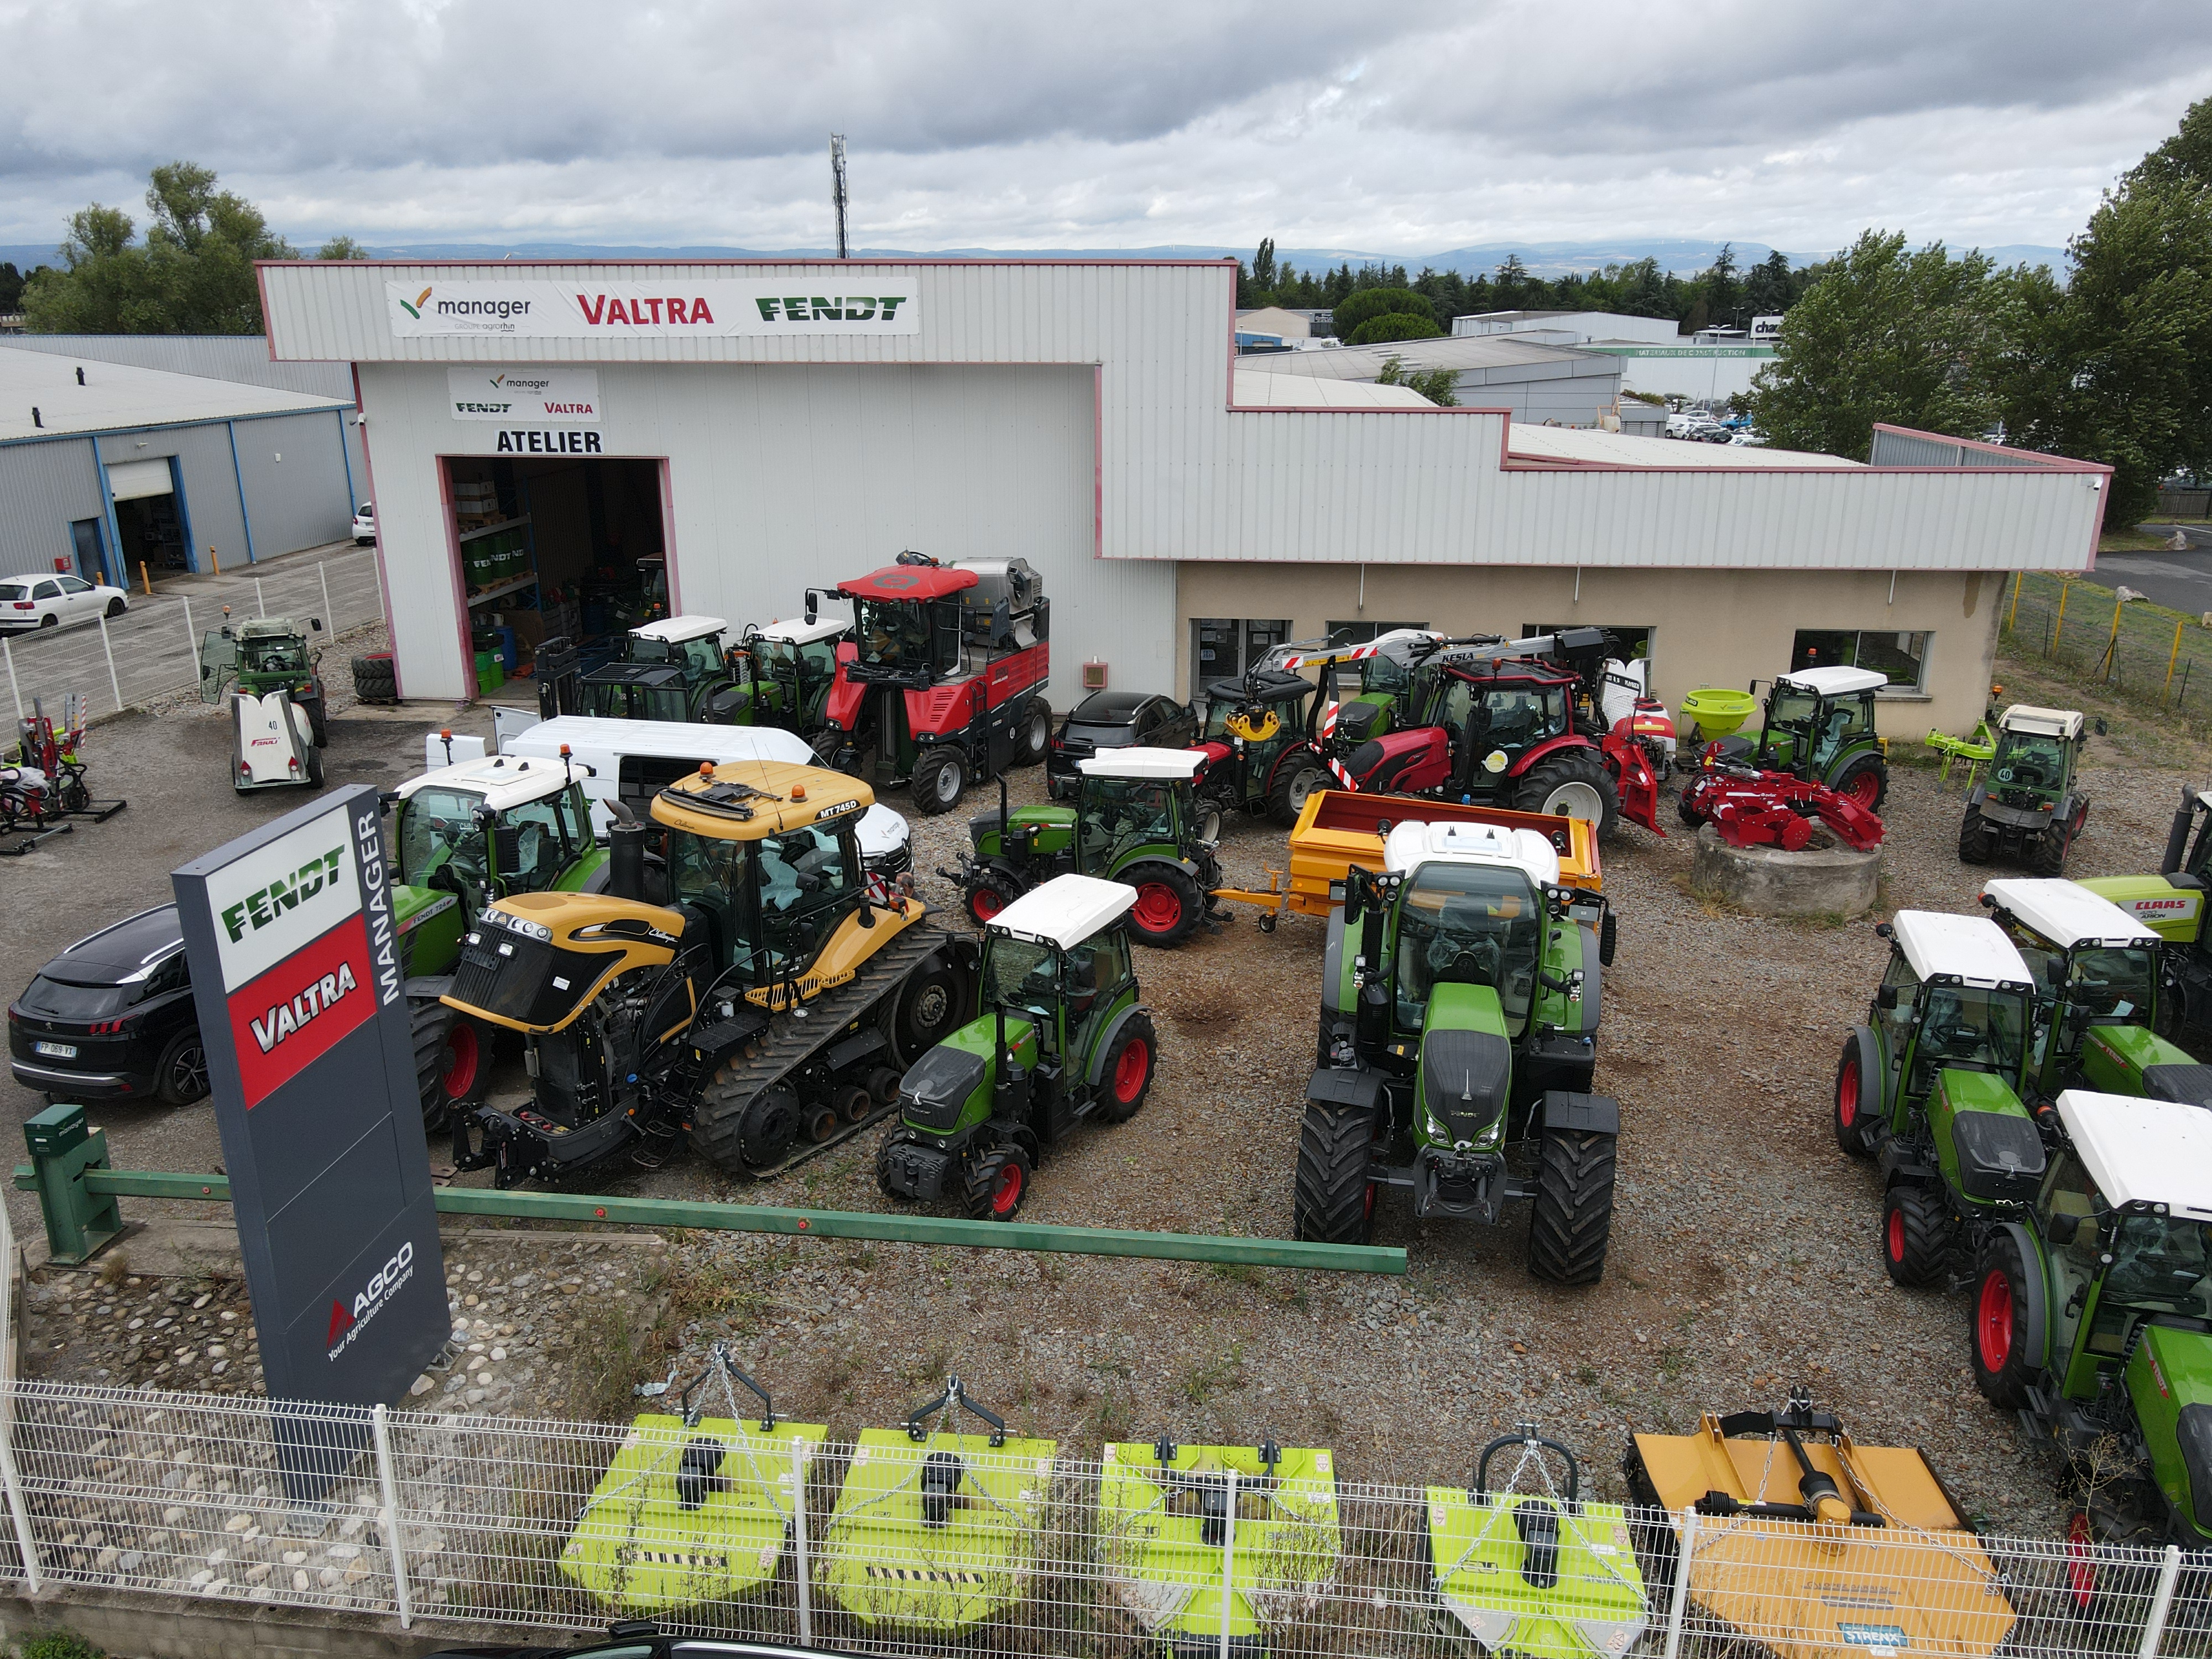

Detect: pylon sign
173,784,448,1500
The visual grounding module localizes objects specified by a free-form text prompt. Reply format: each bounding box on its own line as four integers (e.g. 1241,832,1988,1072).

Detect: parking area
4,652,2206,1534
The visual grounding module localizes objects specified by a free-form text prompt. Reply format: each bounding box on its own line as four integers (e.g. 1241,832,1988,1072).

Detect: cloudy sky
4,0,2211,259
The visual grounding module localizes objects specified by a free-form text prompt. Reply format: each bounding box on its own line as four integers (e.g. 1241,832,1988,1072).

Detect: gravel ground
12,647,2212,1540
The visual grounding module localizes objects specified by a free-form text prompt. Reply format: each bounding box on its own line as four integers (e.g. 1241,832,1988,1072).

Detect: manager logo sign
446,367,600,423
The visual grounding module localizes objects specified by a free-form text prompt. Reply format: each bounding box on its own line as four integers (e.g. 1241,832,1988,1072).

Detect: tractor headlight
499,912,553,942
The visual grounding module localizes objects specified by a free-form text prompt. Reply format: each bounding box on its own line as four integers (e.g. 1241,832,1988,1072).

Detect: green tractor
1970,1088,2212,1546
1960,706,2090,872
877,874,1157,1220
197,613,329,792
720,614,848,735
1190,665,1328,828
568,615,744,723
1291,817,1620,1281
947,749,1224,947
1978,877,2211,1106
1695,664,1890,812
387,748,608,1121
1280,629,1444,749
1833,910,2043,1286
2081,785,2212,1052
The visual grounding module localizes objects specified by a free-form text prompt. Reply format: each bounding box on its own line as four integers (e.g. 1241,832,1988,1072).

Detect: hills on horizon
0,235,2068,285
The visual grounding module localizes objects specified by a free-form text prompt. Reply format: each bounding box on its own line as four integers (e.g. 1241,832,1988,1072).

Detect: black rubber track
1292,1101,1375,1244
1881,1184,1956,1287
1526,1128,1616,1284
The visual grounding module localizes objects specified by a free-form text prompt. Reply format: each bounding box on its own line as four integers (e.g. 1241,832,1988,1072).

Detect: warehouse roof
1233,368,1434,409
0,349,349,444
1504,424,1863,471
1249,333,1617,385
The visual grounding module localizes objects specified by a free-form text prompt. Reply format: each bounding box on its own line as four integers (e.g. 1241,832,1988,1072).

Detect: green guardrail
12,1105,1406,1277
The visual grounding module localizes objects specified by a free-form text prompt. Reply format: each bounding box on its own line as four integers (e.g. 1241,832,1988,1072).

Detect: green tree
317,234,367,260
0,261,48,312
1375,353,1459,404
1348,312,1444,344
1332,286,1437,336
1743,249,1796,316
23,161,304,335
1743,231,2014,458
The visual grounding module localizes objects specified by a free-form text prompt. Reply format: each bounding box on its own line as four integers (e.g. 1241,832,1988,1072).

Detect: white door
54,576,98,621
29,579,62,624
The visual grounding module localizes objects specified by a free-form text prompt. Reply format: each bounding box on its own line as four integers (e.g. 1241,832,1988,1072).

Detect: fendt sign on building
173,785,448,1500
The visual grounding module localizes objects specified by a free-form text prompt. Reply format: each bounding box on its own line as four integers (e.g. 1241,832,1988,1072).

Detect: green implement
1100,1438,1341,1657
819,1376,1055,1631
560,1346,822,1613
1425,1430,1648,1658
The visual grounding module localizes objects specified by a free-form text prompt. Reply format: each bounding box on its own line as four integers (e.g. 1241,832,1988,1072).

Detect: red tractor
811,552,1052,814
1319,635,1663,841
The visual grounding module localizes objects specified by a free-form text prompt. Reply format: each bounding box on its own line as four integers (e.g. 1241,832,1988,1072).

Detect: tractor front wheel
1122,863,1203,948
1527,1128,1616,1285
410,1000,489,1131
1269,757,1325,828
1013,698,1051,767
1971,1233,2037,1408
1833,1032,1882,1158
966,1142,1034,1220
1958,805,1995,865
1517,752,1622,842
1095,1012,1158,1123
966,870,1024,926
1293,1101,1378,1244
1830,754,1888,814
911,748,968,815
1881,1185,1956,1286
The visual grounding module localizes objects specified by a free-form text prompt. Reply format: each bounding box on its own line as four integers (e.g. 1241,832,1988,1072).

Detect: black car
8,905,207,1106
1046,690,1198,799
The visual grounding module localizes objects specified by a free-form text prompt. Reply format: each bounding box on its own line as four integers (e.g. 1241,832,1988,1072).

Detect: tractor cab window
2067,946,2155,1027
666,830,750,966
1994,732,2067,790
854,599,933,670
1806,696,1872,771
1879,951,1921,1054
1906,980,2029,1094
755,825,855,974
1063,930,1131,1033
398,787,491,891
984,936,1060,1027
1362,654,1412,696
500,788,585,890
1394,864,1543,1034
2103,1214,2212,1321
587,683,690,723
2041,1151,2104,1340
677,637,723,679
1081,779,1177,864
243,636,306,676
1766,686,1821,742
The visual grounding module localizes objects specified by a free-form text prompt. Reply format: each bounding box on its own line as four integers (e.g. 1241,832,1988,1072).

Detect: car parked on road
1046,690,1197,800
7,905,206,1107
0,573,128,634
352,502,376,545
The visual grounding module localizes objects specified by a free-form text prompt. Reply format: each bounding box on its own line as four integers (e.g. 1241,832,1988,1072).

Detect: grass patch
18,1631,104,1659
1181,1342,1248,1405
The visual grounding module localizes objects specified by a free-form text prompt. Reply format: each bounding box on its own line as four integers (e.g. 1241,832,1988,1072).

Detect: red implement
1679,747,1885,852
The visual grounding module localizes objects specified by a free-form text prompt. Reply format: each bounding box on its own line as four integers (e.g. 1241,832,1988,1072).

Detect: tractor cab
1962,706,2090,872
1979,878,2190,1102
1380,818,1559,1052
579,615,738,723
880,873,1155,1219
1866,912,2037,1109
1724,665,1890,810
1280,629,1445,747
1192,666,1325,826
199,614,326,701
1974,1090,2212,1543
722,615,848,732
390,752,604,972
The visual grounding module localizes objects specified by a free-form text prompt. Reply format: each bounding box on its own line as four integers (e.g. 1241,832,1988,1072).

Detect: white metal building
256,257,2106,734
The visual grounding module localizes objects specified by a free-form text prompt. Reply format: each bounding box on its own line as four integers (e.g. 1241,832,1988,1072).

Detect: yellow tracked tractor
444,759,967,1184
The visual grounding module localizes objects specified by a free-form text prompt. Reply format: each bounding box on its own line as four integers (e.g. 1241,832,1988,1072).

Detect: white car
0,573,128,634
351,502,376,545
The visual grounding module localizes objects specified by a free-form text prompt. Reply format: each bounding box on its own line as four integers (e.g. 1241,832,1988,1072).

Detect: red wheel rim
441,1023,481,1100
1113,1039,1149,1102
1838,1057,1859,1128
972,886,1004,921
1886,1205,1905,1263
1977,1270,2014,1372
1131,882,1182,932
1846,770,1881,808
992,1162,1024,1215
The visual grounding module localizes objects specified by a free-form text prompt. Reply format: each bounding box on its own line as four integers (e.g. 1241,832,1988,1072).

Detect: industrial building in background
255,257,2106,735
1452,308,1781,404
0,343,363,585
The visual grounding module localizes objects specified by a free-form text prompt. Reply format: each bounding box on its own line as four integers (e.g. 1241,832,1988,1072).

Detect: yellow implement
1627,1396,2015,1659
1212,787,1602,927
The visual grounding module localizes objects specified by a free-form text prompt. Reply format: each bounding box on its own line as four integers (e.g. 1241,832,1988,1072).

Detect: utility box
1083,660,1109,690
22,1102,122,1265
23,1102,89,1157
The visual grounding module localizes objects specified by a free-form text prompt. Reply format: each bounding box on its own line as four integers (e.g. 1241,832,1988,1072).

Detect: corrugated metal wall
0,438,105,575
1869,429,2050,469
226,410,356,558
93,425,246,572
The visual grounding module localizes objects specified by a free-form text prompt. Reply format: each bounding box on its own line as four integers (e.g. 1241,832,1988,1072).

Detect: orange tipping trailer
1211,787,1601,929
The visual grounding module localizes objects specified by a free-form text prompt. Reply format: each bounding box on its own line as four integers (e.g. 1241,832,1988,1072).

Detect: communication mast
829,134,849,259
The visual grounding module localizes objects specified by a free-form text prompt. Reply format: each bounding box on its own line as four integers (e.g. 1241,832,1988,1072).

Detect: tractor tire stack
352,653,399,704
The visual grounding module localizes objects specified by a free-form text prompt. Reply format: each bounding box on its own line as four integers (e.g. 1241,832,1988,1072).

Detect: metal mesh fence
2000,570,2212,722
1,1378,2210,1655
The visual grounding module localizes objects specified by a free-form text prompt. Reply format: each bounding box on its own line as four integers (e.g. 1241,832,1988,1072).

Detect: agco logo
326,1240,415,1358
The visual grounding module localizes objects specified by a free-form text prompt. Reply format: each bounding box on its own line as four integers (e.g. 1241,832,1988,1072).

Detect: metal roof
2057,1089,2212,1216
630,615,727,643
1504,424,1862,472
0,348,348,444
1233,368,1433,409
1983,879,2158,951
1383,820,1561,889
1076,745,1204,781
1890,911,2034,987
987,873,1136,950
397,752,573,810
1250,333,1614,385
1999,704,2085,738
1779,665,1890,696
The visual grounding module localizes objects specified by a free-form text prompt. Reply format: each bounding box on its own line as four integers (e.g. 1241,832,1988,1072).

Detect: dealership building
257,258,2106,735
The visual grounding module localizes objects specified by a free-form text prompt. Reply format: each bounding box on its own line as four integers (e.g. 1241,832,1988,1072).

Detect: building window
1191,618,1292,697
1324,620,1427,647
1792,629,1931,691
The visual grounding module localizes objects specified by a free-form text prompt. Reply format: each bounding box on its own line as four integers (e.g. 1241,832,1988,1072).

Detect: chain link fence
0,1375,2204,1656
1998,571,2212,722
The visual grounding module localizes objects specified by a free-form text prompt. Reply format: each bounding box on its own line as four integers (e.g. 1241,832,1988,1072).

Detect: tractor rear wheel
1971,1233,2037,1408
1095,1012,1157,1123
1527,1128,1616,1285
911,748,967,815
1881,1185,1956,1286
1293,1101,1378,1244
1516,751,1622,842
1268,755,1325,828
304,744,326,788
1013,698,1051,767
1833,1033,1882,1158
890,956,966,1066
1831,753,1888,813
1123,863,1202,948
966,870,1024,926
1959,805,1995,864
965,1142,1033,1220
410,1000,488,1131
2031,815,2075,876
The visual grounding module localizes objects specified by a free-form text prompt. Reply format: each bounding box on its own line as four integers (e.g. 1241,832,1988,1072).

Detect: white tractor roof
988,873,1137,950
2057,1090,2212,1218
1999,703,2085,739
630,615,728,644
509,715,812,767
750,616,848,646
397,752,575,811
1777,665,1889,697
1383,820,1561,889
1983,878,2159,951
1077,745,1204,781
1890,910,2034,987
